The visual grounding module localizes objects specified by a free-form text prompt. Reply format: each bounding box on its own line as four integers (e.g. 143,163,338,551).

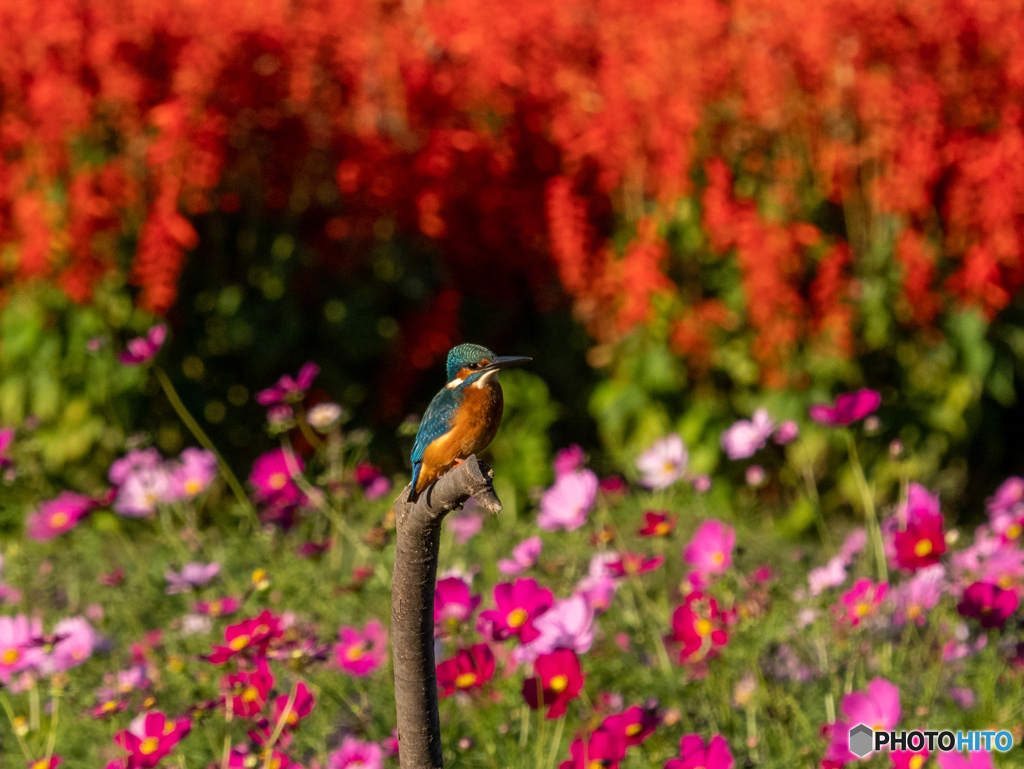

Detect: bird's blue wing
410,387,462,495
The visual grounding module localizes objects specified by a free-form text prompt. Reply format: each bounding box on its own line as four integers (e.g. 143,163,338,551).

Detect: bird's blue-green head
444,344,531,388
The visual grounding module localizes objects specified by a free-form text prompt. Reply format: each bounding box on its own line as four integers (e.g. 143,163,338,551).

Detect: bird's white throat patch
474,369,499,388
445,377,463,389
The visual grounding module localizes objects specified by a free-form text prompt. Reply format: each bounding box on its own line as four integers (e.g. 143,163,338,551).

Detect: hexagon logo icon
849,723,874,757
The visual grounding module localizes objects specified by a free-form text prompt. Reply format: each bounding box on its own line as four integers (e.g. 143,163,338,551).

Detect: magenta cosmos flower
665,734,734,769
249,448,305,507
720,408,774,460
0,428,13,467
26,492,95,541
937,750,996,769
522,648,585,719
164,562,221,594
773,420,799,445
605,551,664,578
987,476,1024,517
553,445,586,478
436,643,495,696
113,711,191,768
498,536,542,575
256,362,320,406
538,469,598,532
601,704,660,746
638,510,677,538
334,618,387,677
683,520,735,580
670,591,730,664
434,576,481,635
194,596,241,617
957,581,1018,629
837,578,888,626
478,578,554,643
328,736,384,769
354,462,392,501
273,681,316,729
558,729,626,769
221,658,274,718
635,434,688,489
119,324,167,366
809,388,880,427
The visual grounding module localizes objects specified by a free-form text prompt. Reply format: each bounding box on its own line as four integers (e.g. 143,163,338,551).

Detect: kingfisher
408,344,531,502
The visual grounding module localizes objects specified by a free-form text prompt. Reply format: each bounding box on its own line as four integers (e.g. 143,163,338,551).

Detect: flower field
0,341,1022,769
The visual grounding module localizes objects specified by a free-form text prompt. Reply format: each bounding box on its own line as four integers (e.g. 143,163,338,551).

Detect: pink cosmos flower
436,643,495,696
498,536,542,575
892,565,944,626
605,552,664,578
574,553,619,612
256,362,320,406
119,324,167,366
207,610,284,664
113,711,191,768
26,492,95,541
987,476,1024,518
665,734,734,769
538,469,598,532
808,556,848,596
891,746,929,769
45,617,95,673
773,420,799,445
334,619,387,677
434,577,481,634
27,756,63,769
601,704,659,746
720,408,774,460
838,528,867,561
165,562,221,594
683,520,735,579
635,434,687,489
449,509,484,545
0,615,44,683
826,678,900,763
553,445,586,478
957,581,1018,628
808,388,881,427
0,429,13,467
166,448,217,500
113,464,172,517
837,578,888,626
327,736,384,769
745,465,765,487
249,448,306,507
937,750,996,769
194,596,241,617
354,462,391,501
691,474,712,493
478,578,554,643
109,449,163,485
514,595,594,663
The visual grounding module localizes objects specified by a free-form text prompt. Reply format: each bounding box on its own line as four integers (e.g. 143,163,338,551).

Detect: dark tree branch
390,455,502,769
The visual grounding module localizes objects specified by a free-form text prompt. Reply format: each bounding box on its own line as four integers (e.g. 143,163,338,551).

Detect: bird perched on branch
408,344,531,502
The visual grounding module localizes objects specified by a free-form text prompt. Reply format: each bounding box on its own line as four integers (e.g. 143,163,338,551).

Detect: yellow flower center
242,686,259,702
31,761,48,769
696,619,712,636
455,672,478,688
914,539,932,557
1,648,19,665
50,512,68,527
625,723,642,736
507,608,528,628
712,552,724,566
907,604,921,619
998,576,1013,589
268,473,287,490
549,674,569,692
139,737,160,755
345,645,365,661
102,701,118,712
287,712,298,724
254,624,269,636
184,479,203,495
662,461,676,473
855,603,869,617
588,762,604,769
229,634,250,651
909,756,924,769
208,601,222,615
164,722,175,735
1009,523,1022,539
654,522,670,535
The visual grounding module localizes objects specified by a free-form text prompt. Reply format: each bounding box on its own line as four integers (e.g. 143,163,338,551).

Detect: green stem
44,691,59,763
261,681,298,769
844,432,889,584
628,576,673,675
545,716,566,769
815,639,836,724
0,692,32,761
155,368,255,520
519,704,530,750
800,445,833,551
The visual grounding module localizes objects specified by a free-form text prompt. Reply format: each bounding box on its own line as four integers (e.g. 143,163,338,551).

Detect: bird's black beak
481,356,532,373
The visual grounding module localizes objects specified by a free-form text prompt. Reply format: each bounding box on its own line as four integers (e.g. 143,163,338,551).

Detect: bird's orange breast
416,381,504,494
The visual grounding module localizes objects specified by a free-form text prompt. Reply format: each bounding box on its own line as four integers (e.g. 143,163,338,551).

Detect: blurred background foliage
5,0,1024,533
